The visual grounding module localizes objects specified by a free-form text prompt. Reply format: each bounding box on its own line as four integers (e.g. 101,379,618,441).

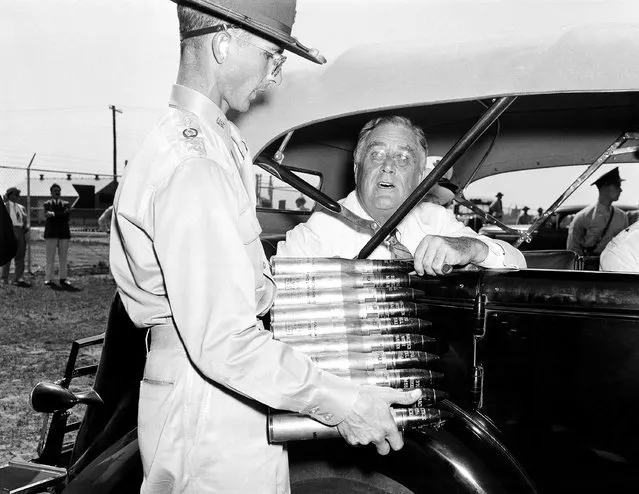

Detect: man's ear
353,163,359,184
212,31,231,64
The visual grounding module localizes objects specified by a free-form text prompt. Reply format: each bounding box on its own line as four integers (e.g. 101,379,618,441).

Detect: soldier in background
567,167,628,260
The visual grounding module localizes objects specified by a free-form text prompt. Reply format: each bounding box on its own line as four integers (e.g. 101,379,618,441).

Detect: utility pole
109,105,123,183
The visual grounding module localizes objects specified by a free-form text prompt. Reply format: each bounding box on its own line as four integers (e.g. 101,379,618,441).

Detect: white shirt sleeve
398,203,526,269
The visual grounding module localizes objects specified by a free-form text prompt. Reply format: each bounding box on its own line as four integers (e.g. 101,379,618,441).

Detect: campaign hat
496,192,504,198
592,167,624,187
173,0,325,64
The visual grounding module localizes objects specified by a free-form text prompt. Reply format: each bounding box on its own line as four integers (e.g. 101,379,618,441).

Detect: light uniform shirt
599,221,639,272
110,85,359,492
6,201,25,227
567,203,629,255
277,190,526,269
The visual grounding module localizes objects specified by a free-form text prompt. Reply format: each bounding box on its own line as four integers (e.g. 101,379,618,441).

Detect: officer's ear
212,30,231,65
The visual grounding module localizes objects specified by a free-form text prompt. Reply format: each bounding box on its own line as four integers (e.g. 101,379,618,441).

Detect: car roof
236,0,639,182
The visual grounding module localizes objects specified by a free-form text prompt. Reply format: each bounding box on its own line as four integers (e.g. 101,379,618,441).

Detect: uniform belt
149,324,183,352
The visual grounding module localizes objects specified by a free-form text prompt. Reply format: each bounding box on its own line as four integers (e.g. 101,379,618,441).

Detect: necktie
14,203,22,224
386,229,413,260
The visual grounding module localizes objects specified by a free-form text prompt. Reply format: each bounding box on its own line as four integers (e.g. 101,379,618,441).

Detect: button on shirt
277,190,525,269
110,85,358,426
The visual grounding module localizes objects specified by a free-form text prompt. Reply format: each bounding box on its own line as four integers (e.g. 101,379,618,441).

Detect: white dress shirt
277,190,526,269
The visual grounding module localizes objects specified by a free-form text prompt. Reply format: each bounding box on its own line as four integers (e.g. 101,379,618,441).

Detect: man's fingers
430,250,449,275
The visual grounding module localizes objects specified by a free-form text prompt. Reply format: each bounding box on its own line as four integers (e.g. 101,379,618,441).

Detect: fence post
26,153,35,275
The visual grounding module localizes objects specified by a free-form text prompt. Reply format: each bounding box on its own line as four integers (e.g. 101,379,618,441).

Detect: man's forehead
244,30,283,53
366,124,419,149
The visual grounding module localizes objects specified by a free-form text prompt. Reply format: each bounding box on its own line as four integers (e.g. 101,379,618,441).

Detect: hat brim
591,178,625,186
174,0,325,64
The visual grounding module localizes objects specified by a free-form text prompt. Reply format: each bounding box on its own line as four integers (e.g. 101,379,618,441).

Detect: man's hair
50,183,61,192
353,116,428,169
177,5,246,51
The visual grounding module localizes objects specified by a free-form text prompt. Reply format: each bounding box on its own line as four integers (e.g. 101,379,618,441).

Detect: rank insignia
183,128,198,138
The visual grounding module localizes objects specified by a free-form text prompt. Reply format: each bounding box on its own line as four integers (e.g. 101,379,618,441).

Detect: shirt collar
342,190,375,221
168,85,229,137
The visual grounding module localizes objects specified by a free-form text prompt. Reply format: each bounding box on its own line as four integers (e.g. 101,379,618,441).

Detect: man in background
488,191,504,220
517,206,532,225
98,205,113,233
1,187,30,287
567,167,628,260
44,183,78,291
295,196,309,211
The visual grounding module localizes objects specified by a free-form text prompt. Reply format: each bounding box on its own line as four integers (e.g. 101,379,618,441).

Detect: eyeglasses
368,149,416,168
239,37,287,78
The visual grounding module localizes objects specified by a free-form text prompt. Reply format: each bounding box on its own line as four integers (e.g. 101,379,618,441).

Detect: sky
2,0,639,210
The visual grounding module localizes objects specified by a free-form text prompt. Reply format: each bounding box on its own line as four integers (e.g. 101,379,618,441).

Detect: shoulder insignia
183,128,198,138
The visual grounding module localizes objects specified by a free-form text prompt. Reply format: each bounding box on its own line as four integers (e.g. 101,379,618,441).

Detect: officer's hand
337,387,421,455
46,211,55,218
414,235,489,276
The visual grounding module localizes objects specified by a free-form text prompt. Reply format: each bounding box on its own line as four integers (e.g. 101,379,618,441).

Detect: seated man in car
599,221,639,272
276,115,526,273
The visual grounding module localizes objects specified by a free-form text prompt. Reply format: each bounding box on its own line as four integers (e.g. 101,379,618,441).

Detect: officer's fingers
386,427,405,452
374,437,392,456
388,388,422,406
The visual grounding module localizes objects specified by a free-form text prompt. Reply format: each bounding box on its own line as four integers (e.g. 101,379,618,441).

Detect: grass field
0,242,114,464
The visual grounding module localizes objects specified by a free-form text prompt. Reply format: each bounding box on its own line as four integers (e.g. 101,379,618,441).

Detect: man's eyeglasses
180,23,286,78
239,37,287,78
368,149,416,168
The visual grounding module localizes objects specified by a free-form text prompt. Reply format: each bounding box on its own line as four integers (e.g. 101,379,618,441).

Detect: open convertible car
5,2,639,493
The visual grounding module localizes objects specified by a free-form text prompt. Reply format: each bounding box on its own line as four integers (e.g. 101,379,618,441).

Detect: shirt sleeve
152,158,359,426
399,203,526,269
567,212,585,255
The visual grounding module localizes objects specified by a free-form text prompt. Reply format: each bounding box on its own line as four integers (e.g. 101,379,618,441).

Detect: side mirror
30,382,103,413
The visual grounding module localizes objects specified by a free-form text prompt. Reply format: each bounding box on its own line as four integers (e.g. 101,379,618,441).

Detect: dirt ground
0,273,115,464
